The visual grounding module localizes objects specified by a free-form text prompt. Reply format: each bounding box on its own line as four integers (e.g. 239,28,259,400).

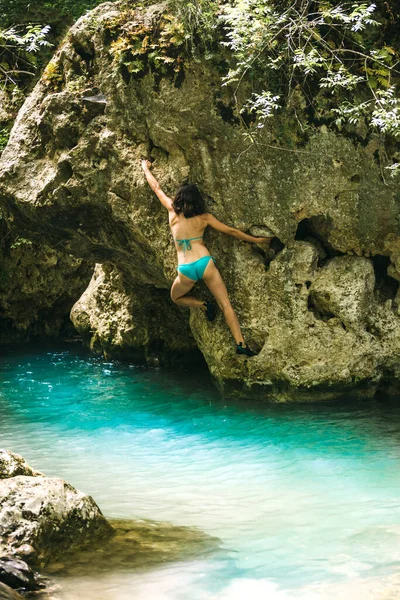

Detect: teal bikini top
175,236,203,254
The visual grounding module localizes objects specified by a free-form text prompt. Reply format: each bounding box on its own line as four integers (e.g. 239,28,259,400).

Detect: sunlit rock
0,450,44,480
70,263,199,364
0,476,113,567
310,256,375,329
1,2,400,399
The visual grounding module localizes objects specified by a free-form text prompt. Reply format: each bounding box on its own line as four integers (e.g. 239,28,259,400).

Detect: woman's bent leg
170,275,205,308
202,262,245,345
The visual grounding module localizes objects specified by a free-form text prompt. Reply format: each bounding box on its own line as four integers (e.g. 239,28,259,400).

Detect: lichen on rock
1,1,400,400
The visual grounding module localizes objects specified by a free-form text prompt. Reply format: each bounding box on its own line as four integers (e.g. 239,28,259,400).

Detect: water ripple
1,344,400,599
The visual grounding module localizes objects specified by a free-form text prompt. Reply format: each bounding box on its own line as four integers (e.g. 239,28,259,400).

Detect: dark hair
172,183,206,218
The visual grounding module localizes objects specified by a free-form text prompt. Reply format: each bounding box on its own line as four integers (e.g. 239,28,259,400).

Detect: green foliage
0,0,103,25
42,58,63,90
371,86,400,135
0,24,52,88
106,11,189,81
219,0,400,137
0,0,102,99
0,125,10,152
42,0,103,20
9,236,33,249
167,0,220,50
242,91,280,128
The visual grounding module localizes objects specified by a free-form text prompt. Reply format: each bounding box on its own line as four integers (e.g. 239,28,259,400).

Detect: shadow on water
2,340,400,454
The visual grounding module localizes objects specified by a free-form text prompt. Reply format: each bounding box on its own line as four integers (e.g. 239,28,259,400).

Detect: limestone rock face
1,2,400,399
310,256,375,328
0,450,44,479
0,476,113,567
0,232,92,343
70,263,199,364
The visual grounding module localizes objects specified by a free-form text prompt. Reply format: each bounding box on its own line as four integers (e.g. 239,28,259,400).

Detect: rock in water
70,263,200,364
45,518,220,577
0,557,38,591
0,476,113,567
1,2,400,399
0,450,44,479
0,583,24,600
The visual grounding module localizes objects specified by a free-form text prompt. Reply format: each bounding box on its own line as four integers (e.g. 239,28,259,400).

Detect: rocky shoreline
0,449,218,599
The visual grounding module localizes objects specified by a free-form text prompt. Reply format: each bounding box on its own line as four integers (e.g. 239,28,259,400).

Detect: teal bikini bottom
177,256,216,282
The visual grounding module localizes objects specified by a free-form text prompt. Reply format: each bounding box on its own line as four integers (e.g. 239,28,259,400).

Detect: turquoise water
2,345,400,599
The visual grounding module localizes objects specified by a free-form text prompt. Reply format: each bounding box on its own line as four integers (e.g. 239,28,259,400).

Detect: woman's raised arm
204,214,271,244
141,160,173,211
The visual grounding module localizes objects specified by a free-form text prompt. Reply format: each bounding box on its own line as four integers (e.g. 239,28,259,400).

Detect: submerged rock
0,476,113,567
45,518,219,577
0,450,220,596
1,2,400,399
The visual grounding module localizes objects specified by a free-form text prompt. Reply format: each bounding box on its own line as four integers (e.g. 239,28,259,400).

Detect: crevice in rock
72,40,95,70
81,97,106,120
307,293,336,322
365,322,380,337
371,254,399,302
58,161,73,181
266,237,285,268
295,216,342,262
173,68,185,88
253,237,285,271
214,94,240,126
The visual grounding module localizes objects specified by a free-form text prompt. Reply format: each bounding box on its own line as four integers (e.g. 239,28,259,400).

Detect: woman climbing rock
141,160,271,356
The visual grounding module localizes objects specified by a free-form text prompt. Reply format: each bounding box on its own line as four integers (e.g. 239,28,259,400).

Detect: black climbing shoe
204,301,217,322
236,342,256,357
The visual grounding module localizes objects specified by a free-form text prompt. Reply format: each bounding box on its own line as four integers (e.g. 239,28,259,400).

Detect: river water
1,345,400,599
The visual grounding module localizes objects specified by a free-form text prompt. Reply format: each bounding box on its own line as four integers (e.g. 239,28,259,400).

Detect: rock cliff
0,228,92,343
1,1,400,400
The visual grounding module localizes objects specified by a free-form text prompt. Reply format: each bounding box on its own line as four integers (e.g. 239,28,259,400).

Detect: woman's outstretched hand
254,237,272,244
141,159,152,171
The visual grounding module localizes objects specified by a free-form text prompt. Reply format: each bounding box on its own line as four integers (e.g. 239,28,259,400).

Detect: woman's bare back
169,212,210,264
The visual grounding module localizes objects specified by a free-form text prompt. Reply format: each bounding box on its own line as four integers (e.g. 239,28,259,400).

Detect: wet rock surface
0,474,113,568
0,582,24,600
1,2,400,399
0,558,39,592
